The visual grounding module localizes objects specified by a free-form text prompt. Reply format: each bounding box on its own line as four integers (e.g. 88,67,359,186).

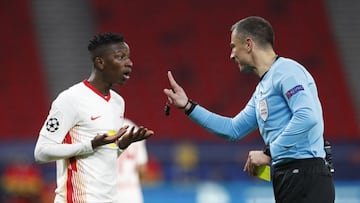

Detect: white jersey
117,119,148,203
35,80,125,203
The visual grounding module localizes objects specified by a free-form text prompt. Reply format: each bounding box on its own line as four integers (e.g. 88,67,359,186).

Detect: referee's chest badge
259,99,268,121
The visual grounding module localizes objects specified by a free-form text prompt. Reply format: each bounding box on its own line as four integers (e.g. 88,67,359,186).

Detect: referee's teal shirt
189,57,325,165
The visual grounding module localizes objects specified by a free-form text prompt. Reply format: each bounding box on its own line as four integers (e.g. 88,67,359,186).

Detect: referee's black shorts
272,158,335,203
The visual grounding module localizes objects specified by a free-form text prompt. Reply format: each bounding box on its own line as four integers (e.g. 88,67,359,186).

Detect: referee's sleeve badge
285,85,304,99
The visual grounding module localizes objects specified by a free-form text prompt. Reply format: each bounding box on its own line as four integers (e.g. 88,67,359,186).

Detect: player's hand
91,126,129,149
117,126,154,149
243,150,271,176
163,71,189,109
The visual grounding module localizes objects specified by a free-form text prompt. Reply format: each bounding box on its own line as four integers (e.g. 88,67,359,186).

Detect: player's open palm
91,126,129,149
117,126,154,149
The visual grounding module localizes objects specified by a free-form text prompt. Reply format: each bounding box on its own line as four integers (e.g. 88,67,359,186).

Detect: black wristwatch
185,99,198,115
263,145,271,157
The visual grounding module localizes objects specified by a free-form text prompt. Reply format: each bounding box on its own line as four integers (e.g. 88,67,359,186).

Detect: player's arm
35,125,131,163
34,92,93,163
34,135,94,163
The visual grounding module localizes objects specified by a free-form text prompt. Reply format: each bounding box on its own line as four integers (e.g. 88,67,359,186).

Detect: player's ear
94,56,105,70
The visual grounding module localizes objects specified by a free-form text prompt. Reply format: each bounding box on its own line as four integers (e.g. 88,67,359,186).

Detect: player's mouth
123,70,131,80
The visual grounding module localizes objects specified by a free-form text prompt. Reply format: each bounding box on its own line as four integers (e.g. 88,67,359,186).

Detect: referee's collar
260,55,280,81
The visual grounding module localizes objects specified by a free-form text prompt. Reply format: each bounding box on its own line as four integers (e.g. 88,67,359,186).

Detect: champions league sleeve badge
46,118,60,132
286,85,304,99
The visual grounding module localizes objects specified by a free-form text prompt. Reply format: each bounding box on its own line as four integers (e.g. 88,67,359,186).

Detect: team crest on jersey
46,118,59,132
259,99,268,121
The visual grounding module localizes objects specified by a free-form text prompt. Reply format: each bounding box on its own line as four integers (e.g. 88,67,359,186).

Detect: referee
163,16,335,203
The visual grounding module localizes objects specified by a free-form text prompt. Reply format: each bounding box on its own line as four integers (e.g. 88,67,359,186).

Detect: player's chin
117,76,130,85
117,80,127,86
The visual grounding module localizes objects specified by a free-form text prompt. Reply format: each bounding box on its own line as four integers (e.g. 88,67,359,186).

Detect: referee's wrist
263,145,271,158
184,99,197,115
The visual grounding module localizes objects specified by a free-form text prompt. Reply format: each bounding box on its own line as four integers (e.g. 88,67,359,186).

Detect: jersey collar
260,55,280,81
83,80,111,101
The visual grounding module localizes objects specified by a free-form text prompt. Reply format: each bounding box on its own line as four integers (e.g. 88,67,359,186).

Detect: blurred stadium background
0,0,359,202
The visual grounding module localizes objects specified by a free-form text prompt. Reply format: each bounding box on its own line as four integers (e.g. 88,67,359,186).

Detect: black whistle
164,103,170,116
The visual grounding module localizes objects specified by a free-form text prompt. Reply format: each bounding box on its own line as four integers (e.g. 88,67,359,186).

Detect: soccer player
117,118,148,203
163,16,335,203
34,32,154,203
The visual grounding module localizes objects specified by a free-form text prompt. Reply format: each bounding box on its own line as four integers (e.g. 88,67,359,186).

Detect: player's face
230,31,253,72
102,42,133,85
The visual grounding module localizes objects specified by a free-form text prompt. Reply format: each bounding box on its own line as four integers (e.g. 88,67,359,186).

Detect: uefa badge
259,99,268,121
46,118,60,132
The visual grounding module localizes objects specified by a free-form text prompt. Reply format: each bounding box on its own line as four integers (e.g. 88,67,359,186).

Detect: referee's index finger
167,71,179,87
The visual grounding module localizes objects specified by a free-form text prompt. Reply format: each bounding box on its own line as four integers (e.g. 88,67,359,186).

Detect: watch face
263,146,271,157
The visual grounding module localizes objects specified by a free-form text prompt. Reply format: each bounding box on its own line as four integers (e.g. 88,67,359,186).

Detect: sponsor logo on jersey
90,115,101,120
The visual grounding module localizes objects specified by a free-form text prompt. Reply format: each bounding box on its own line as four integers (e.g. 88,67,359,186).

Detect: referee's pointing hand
164,71,189,109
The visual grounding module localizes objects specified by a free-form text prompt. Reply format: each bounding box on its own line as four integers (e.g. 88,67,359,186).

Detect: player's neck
87,74,111,96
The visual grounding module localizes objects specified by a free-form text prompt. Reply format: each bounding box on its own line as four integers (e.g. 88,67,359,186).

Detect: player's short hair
231,16,274,48
88,32,125,61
